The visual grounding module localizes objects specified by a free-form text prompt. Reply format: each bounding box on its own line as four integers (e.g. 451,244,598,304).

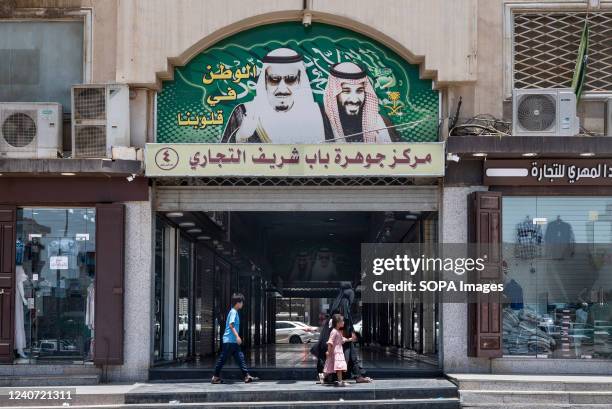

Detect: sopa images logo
155,147,179,170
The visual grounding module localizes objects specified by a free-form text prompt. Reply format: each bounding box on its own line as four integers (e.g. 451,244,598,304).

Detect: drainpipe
302,0,312,27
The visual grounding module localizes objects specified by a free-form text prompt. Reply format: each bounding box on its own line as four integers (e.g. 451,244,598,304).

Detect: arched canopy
156,16,439,145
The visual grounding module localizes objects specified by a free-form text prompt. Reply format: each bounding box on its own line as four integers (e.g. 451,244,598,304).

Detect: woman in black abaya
311,284,372,383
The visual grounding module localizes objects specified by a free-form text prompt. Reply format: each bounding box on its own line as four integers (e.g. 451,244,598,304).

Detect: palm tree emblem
385,91,403,116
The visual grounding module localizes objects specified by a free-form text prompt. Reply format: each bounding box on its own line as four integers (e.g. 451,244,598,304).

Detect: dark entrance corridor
152,211,440,379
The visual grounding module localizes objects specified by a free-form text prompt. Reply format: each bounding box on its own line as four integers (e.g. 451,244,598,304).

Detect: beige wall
114,0,478,88
9,0,609,124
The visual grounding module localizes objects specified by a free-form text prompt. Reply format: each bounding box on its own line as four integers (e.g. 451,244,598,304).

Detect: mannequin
15,265,28,359
85,275,95,359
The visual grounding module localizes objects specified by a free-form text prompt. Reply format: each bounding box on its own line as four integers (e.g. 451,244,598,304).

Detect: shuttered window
0,206,16,363
502,196,612,360
513,11,612,93
468,192,503,358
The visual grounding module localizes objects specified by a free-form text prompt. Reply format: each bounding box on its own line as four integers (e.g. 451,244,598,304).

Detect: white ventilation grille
74,87,105,120
516,94,556,132
1,110,37,150
513,11,612,93
74,125,106,158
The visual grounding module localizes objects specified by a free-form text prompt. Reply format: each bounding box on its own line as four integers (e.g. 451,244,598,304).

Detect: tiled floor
163,344,438,371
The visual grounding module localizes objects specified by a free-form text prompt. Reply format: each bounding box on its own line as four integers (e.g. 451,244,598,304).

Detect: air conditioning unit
71,83,130,158
0,102,62,159
513,88,580,136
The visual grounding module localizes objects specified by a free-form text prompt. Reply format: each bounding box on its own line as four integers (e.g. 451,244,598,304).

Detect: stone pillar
422,217,437,355
440,186,490,373
107,199,153,382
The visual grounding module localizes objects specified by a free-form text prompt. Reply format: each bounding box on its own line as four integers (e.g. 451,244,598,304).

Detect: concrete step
448,374,612,408
0,380,460,408
460,390,612,406
149,367,442,381
125,379,458,405
0,398,461,408
0,374,100,387
463,405,612,409
448,374,612,392
0,364,101,377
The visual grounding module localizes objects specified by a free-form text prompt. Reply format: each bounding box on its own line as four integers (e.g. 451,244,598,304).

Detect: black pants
213,343,249,377
343,342,366,378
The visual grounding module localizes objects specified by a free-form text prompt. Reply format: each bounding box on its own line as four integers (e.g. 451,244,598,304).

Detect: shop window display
15,208,96,364
502,197,612,359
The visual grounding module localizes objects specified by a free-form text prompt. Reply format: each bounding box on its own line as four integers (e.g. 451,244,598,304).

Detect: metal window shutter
155,186,439,212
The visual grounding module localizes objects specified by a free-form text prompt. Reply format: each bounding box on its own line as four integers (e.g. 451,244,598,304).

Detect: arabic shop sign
484,159,612,186
145,143,444,177
157,22,439,144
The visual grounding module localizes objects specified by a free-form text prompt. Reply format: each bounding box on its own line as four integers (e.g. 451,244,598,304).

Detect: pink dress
324,328,347,374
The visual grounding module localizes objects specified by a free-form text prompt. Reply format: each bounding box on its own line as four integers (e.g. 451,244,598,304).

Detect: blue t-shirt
222,308,240,344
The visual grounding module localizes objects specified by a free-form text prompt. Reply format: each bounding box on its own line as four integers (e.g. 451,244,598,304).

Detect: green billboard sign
157,22,439,144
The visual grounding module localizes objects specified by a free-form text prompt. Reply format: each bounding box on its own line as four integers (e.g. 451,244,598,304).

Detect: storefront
0,174,148,375
145,21,446,377
461,158,612,373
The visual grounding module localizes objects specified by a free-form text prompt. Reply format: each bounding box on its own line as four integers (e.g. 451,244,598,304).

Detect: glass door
15,208,96,364
176,235,193,359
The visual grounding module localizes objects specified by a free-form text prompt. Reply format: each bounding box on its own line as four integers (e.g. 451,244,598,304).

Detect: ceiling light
329,233,335,236
472,152,487,157
522,153,537,157
166,212,184,218
187,228,202,233
580,152,595,157
179,222,195,227
328,218,335,222
61,172,76,176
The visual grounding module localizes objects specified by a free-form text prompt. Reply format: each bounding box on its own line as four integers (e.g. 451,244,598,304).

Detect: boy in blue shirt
211,293,258,384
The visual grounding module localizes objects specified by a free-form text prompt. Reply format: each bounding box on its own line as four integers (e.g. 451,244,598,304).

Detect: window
15,208,96,364
0,21,84,111
512,11,612,93
502,197,612,359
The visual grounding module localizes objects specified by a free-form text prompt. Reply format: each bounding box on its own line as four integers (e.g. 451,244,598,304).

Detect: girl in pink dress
324,314,350,387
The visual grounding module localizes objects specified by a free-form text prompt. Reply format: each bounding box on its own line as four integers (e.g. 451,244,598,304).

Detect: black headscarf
310,284,356,370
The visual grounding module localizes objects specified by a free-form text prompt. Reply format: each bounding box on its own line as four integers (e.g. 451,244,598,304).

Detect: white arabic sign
145,143,445,177
50,256,69,270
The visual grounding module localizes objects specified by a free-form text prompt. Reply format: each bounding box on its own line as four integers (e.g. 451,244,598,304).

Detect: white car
275,321,319,344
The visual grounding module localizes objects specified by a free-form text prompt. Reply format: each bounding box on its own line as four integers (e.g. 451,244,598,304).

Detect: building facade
0,0,611,382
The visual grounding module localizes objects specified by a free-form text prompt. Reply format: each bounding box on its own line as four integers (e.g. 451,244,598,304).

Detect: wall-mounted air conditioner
71,83,130,158
513,88,580,136
0,102,62,159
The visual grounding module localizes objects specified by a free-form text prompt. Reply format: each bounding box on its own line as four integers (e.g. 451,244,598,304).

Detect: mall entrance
151,208,440,378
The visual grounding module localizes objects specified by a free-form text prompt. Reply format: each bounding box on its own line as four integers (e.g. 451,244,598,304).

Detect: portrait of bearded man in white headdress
323,62,398,143
221,48,333,143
